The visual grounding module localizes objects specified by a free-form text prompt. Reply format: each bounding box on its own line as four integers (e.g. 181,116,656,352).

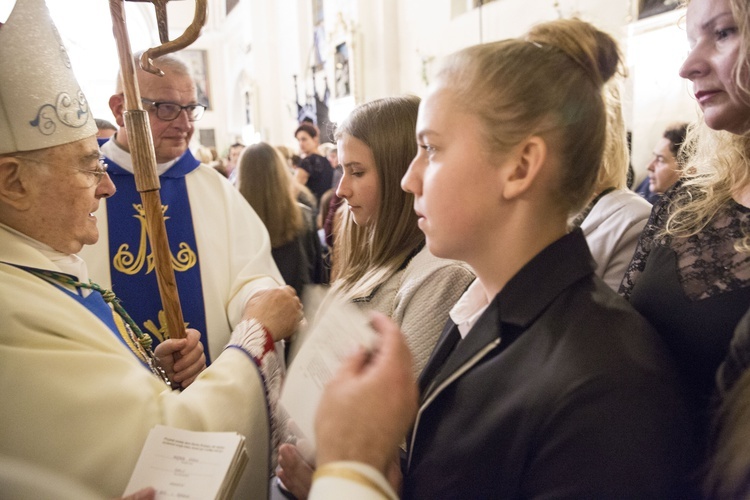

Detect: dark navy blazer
403,230,698,499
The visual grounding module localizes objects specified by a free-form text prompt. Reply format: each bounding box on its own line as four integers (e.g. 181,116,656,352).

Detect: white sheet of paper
123,425,245,499
280,291,378,463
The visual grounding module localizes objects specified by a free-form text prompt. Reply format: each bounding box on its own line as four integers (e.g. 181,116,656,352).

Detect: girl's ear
501,135,547,200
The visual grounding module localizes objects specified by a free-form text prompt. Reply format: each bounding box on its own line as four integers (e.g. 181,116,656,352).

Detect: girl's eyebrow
699,11,734,31
417,129,440,142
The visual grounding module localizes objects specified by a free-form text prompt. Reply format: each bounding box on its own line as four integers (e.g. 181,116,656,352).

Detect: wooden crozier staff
108,0,207,341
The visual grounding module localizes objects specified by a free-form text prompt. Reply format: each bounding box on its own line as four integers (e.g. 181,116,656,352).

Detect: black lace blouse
619,181,750,420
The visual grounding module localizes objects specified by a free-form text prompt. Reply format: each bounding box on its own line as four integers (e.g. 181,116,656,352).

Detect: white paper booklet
280,289,378,463
123,425,247,500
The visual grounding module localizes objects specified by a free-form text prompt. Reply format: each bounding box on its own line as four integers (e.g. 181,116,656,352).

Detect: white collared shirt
100,138,179,176
449,279,491,339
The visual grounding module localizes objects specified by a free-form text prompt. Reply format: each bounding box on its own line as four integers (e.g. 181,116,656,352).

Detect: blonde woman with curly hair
619,0,750,452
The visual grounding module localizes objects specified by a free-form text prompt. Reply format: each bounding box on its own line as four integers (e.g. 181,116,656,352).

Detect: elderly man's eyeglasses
141,97,206,122
75,158,109,187
14,155,109,188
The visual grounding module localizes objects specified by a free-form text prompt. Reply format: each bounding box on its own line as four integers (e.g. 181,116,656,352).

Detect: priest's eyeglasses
141,97,207,122
14,155,109,188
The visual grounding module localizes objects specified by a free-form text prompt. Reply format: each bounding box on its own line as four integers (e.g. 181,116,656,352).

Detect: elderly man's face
21,136,116,254
138,68,198,163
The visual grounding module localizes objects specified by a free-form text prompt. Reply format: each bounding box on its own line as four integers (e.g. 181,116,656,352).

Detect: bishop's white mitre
0,0,97,154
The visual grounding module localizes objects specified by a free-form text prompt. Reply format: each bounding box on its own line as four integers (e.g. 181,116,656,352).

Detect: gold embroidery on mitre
113,204,197,275
144,309,190,342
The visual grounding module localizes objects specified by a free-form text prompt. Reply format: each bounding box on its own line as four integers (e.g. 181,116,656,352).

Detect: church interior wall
0,0,696,181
